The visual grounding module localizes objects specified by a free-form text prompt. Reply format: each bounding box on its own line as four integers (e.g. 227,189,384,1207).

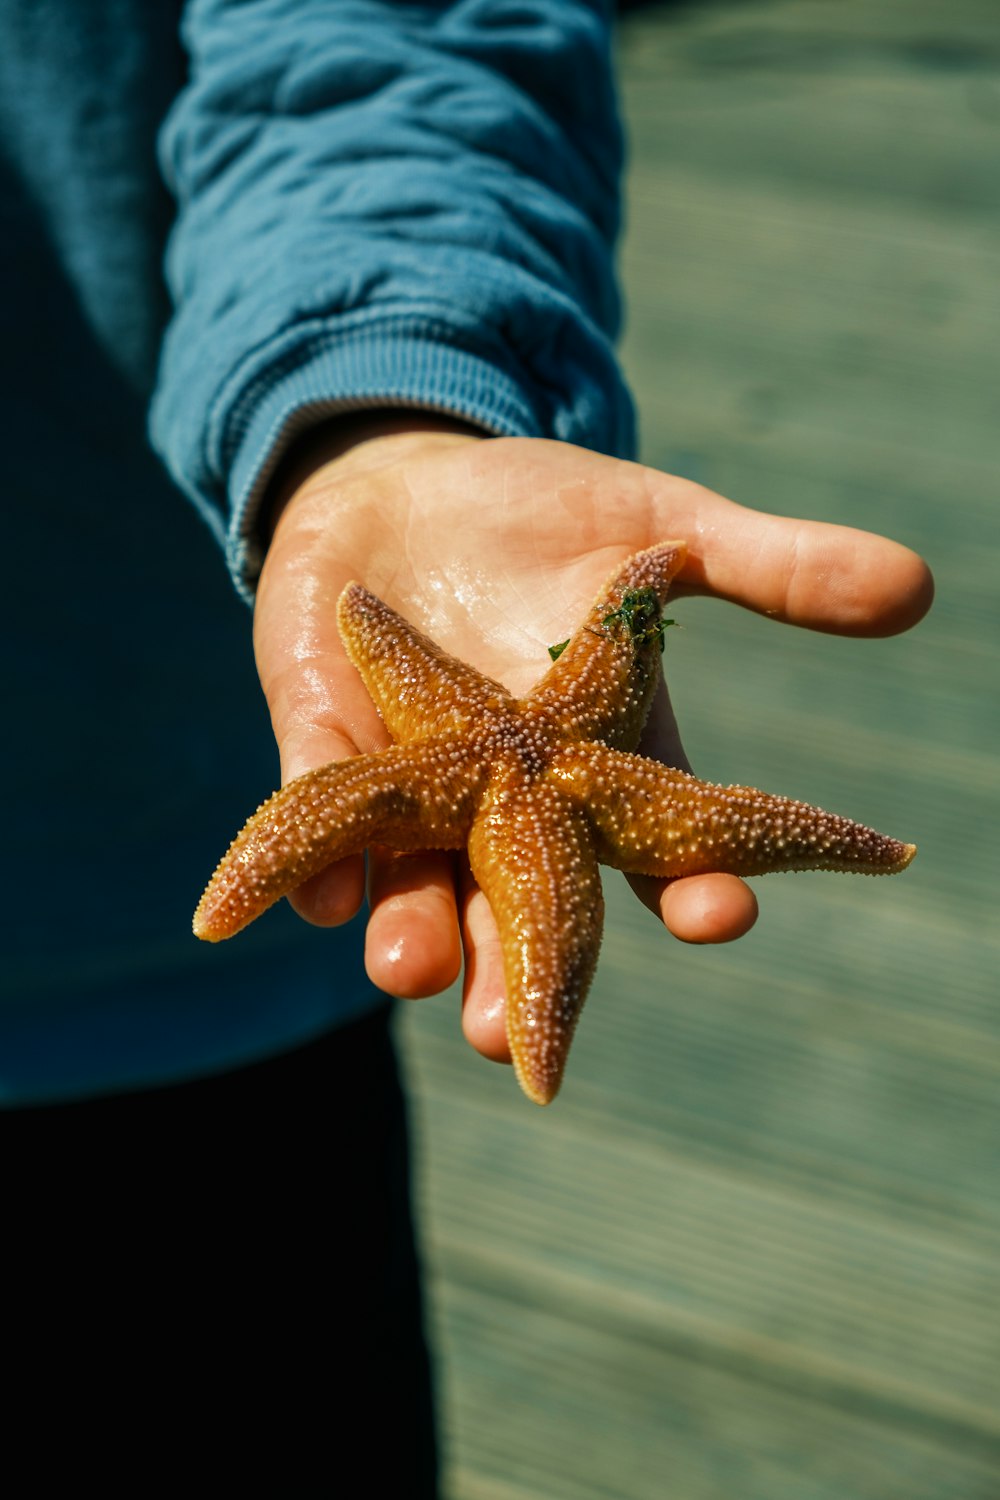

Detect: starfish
194,543,915,1105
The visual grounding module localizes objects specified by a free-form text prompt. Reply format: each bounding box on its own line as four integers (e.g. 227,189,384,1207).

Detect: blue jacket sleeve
150,0,635,599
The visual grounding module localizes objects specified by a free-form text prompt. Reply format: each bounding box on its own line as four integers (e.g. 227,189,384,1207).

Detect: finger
649,478,934,636
364,849,463,999
636,676,694,773
271,725,372,928
287,856,367,928
459,868,512,1064
628,871,759,944
631,680,758,943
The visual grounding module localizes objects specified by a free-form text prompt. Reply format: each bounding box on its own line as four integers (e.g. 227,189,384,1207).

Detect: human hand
254,416,933,1065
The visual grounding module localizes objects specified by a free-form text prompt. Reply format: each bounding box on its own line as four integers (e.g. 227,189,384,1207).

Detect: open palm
253,420,932,1065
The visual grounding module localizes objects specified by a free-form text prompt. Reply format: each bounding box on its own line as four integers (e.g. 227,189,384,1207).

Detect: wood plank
400,3,1000,1495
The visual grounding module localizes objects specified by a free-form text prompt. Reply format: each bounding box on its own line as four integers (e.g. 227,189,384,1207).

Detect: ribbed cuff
214,312,546,602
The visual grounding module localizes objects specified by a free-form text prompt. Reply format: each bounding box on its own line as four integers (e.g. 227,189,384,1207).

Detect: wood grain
400,4,1000,1494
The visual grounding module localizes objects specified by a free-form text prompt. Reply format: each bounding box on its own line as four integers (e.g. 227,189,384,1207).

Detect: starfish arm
468,782,604,1107
194,741,484,942
338,582,514,742
549,744,917,880
524,541,686,751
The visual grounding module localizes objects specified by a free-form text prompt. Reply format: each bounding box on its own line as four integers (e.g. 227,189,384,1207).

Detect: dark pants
4,1006,439,1494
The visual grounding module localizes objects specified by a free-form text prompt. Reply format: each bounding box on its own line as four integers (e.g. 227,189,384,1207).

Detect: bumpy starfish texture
194,543,915,1105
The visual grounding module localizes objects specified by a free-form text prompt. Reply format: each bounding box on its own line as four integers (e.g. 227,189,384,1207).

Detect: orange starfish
194,543,915,1105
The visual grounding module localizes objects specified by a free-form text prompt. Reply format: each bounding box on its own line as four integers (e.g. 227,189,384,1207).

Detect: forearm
150,0,633,600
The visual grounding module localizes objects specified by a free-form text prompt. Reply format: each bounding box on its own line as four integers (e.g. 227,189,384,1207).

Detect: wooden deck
398,3,1000,1495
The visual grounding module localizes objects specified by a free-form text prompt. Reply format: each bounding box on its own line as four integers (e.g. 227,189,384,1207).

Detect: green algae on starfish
549,593,677,662
194,542,916,1107
602,585,677,653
